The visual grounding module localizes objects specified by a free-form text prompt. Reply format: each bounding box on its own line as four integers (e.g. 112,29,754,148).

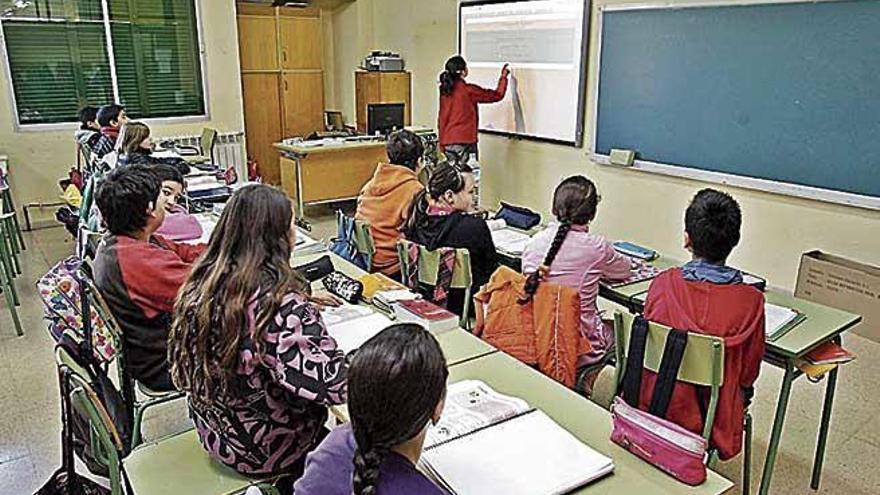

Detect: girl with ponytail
402,162,498,317
294,324,449,495
438,55,510,163
521,176,634,395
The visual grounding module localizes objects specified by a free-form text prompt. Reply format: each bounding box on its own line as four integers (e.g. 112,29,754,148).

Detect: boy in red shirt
93,165,206,391
642,189,765,460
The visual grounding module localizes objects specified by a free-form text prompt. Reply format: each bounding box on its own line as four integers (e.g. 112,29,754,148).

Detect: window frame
0,0,211,132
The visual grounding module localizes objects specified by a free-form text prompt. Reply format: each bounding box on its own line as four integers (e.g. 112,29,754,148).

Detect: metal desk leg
811,365,839,490
294,154,306,222
759,364,796,495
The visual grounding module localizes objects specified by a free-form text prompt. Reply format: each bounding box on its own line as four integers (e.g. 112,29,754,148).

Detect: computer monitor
367,103,405,136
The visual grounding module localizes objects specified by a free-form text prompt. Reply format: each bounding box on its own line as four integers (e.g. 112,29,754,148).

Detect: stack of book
765,303,807,341
797,342,856,379
394,299,459,333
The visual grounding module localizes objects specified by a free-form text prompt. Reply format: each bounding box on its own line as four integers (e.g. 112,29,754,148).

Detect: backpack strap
648,328,689,419
621,315,649,407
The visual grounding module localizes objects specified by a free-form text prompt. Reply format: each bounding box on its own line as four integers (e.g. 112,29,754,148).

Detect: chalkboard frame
458,0,592,147
588,0,880,210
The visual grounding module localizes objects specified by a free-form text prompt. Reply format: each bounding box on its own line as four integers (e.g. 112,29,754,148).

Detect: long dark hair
402,161,473,238
439,55,467,95
169,184,309,406
349,324,448,495
521,176,601,303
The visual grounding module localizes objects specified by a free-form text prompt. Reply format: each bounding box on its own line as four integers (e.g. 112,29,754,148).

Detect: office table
275,140,387,220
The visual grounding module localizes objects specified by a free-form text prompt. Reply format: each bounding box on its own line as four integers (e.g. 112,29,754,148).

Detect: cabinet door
242,73,283,184
355,72,381,134
279,16,323,70
379,72,412,125
282,72,325,137
237,16,278,71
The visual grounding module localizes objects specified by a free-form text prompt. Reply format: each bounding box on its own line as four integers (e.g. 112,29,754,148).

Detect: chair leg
0,229,19,306
4,219,20,275
743,412,753,495
1,190,23,250
0,239,22,336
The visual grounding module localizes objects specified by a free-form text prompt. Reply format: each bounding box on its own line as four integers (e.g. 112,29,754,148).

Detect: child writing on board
521,175,634,395
641,188,764,460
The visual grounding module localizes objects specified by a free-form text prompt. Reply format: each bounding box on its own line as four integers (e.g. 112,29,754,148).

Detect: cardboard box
795,250,880,342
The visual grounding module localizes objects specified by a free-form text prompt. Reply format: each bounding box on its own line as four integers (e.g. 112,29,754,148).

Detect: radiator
159,131,247,180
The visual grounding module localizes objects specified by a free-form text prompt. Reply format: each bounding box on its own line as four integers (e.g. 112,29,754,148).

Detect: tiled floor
2,207,879,494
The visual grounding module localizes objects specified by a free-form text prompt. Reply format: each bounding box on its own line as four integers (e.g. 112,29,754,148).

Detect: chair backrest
199,128,218,160
397,239,473,328
352,217,375,263
397,238,472,289
56,346,127,495
613,311,725,440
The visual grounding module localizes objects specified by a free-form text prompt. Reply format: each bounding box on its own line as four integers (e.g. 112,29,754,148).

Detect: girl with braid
521,176,634,394
294,323,449,495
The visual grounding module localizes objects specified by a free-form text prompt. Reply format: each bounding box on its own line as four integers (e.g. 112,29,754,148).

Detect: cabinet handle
284,80,289,91
282,51,287,63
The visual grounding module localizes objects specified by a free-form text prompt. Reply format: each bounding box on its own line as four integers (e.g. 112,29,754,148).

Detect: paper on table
321,304,393,354
765,302,802,339
492,229,531,256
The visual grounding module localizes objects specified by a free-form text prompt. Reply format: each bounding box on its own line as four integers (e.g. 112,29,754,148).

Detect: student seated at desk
294,323,449,495
93,104,129,161
402,162,498,316
521,176,634,394
168,184,348,491
116,122,190,175
641,188,764,460
355,129,425,278
75,106,101,152
93,165,207,391
151,164,203,242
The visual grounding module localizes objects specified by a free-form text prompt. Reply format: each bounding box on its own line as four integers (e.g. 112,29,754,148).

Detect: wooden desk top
274,139,386,155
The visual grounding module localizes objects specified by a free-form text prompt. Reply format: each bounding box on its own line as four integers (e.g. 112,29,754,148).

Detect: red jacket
641,268,765,460
438,76,508,146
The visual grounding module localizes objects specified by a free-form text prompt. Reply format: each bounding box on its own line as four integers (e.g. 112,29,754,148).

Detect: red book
394,299,459,333
805,342,855,366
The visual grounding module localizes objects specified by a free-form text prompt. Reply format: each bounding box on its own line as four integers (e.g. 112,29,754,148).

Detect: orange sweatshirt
355,162,424,275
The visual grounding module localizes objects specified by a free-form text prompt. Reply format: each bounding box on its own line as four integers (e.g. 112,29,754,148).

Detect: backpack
329,210,369,270
38,261,133,478
37,257,117,363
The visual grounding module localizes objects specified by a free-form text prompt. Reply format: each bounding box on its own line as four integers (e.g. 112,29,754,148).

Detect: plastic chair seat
136,381,184,400
124,429,259,495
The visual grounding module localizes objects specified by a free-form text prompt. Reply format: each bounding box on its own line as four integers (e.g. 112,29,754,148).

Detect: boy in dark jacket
93,165,206,391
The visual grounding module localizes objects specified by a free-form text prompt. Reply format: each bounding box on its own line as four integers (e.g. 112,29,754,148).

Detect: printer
361,51,405,72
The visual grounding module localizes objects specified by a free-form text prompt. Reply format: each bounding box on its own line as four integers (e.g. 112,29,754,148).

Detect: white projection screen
459,0,590,146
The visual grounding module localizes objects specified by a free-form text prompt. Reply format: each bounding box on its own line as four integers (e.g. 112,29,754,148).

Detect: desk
615,257,862,495
274,140,387,219
291,251,498,367
445,352,732,494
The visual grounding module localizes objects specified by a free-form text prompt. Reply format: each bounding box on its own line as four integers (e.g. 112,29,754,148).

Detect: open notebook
320,303,392,354
765,302,807,341
491,228,532,256
420,380,614,495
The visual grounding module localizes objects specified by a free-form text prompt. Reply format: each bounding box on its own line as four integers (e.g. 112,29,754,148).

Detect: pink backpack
156,206,203,241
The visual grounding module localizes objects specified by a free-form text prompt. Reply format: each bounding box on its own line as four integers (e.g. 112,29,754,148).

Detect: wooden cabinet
237,16,278,71
282,72,325,137
279,16,323,70
241,73,282,184
237,3,326,185
355,71,412,134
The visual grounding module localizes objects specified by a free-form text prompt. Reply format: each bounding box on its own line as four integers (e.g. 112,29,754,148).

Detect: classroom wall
0,0,245,226
332,0,880,292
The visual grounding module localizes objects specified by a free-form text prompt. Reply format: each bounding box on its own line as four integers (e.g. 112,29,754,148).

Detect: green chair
335,210,376,271
80,267,185,447
57,347,276,495
0,209,22,336
397,238,473,330
0,173,25,251
613,311,753,495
